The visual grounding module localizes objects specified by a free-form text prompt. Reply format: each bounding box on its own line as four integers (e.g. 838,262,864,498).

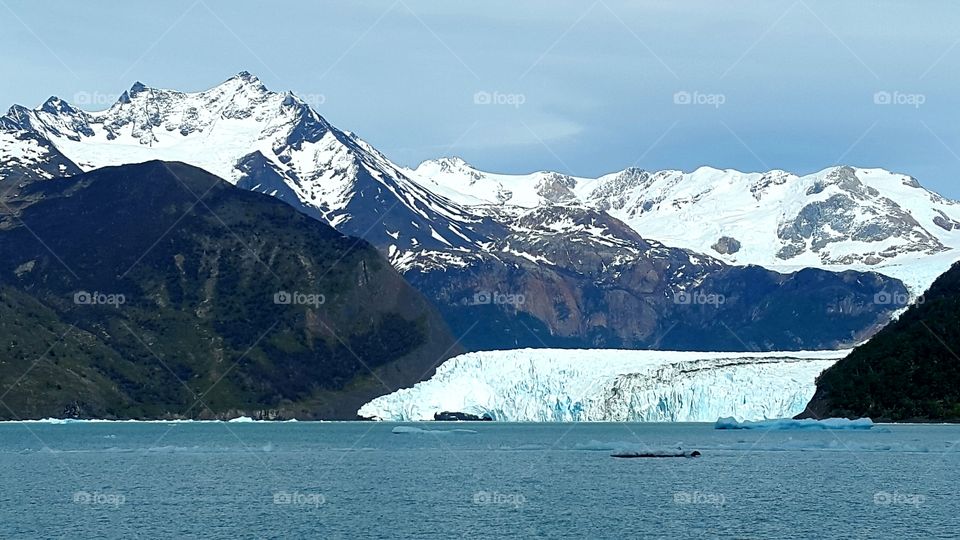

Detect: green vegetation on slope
803,262,960,421
0,161,459,420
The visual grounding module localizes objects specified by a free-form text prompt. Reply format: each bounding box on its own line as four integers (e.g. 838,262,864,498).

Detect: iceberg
714,417,875,430
358,348,848,422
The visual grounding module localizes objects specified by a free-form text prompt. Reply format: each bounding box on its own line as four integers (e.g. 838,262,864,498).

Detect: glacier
357,348,849,422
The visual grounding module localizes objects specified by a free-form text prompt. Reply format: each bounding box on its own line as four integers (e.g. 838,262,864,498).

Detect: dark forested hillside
0,161,460,420
802,262,960,421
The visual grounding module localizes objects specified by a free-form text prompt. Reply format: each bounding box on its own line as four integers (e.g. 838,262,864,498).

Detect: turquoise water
0,422,957,538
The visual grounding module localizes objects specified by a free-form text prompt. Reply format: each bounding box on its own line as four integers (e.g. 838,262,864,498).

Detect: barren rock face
404,205,906,352
712,236,741,255
535,172,577,204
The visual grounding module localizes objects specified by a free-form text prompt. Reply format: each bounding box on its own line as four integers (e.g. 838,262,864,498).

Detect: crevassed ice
358,348,848,422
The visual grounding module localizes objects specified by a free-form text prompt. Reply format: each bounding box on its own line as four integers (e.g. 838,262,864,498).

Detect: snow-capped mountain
0,73,915,351
7,72,951,292
5,73,956,291
408,159,960,292
412,157,583,207
0,72,494,252
358,348,847,422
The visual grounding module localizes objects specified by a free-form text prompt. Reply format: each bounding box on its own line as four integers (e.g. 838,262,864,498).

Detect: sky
2,1,960,196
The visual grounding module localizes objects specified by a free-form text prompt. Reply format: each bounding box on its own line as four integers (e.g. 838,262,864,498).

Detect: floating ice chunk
576,440,666,452
575,440,698,457
391,426,477,435
714,417,875,430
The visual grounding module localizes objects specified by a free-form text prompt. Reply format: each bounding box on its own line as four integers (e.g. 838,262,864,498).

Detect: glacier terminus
358,349,848,422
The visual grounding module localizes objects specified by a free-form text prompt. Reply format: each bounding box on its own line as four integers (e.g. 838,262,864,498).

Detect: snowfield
358,348,848,422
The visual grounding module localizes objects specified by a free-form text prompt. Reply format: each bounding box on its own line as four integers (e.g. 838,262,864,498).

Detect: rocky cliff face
403,206,907,351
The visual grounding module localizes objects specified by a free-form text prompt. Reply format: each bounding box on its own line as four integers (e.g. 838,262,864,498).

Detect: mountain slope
801,261,960,421
404,205,908,351
0,161,460,420
0,129,81,203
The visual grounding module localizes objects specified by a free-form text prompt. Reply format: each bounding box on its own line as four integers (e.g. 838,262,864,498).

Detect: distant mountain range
408,157,960,293
1,72,946,351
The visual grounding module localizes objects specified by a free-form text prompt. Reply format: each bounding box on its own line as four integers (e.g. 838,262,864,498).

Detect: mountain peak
224,70,264,89
40,96,73,114
418,156,476,174
204,71,269,100
235,70,258,82
1,104,31,130
441,156,471,167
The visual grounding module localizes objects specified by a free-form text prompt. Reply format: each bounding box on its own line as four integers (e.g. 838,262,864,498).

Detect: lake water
0,421,957,539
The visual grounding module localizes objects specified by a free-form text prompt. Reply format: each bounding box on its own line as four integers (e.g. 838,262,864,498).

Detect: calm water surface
0,422,957,539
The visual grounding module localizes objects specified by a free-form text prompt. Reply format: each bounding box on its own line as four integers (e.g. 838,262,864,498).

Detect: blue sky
2,1,960,196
